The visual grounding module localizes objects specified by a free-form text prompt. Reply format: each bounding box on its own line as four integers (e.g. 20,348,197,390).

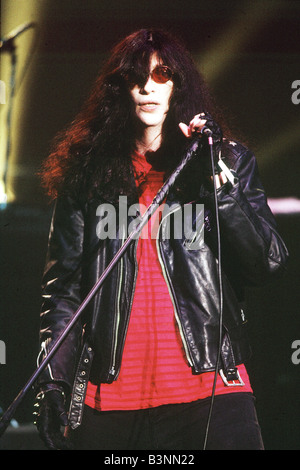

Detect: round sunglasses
149,65,173,84
126,65,173,87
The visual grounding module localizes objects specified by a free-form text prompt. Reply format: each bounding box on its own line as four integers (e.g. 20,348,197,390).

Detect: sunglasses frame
125,65,174,87
149,65,174,84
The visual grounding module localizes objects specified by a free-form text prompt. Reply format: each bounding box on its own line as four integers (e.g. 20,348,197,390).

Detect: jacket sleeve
215,143,289,286
36,196,85,391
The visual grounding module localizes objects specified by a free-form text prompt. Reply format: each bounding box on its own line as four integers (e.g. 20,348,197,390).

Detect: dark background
0,0,299,450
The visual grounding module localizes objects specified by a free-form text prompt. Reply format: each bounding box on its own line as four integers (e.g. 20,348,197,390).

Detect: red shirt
85,151,252,411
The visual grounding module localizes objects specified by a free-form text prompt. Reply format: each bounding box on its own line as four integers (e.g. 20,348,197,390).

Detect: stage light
196,0,285,83
257,118,300,170
193,0,299,177
0,1,45,206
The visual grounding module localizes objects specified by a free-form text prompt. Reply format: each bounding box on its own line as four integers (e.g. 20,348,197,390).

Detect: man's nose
140,76,155,94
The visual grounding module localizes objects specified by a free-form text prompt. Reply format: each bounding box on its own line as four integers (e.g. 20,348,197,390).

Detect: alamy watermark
95,197,205,250
291,80,300,105
0,340,6,364
291,340,300,365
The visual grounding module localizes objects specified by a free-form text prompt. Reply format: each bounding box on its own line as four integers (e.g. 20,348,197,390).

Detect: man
34,29,288,450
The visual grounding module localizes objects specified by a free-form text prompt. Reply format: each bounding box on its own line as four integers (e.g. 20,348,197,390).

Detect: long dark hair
39,28,229,202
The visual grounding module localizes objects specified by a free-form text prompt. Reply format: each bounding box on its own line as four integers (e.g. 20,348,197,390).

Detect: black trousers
68,392,264,450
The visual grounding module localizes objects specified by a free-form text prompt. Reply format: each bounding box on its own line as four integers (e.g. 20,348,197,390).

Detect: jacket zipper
156,206,196,369
108,225,126,378
114,237,139,380
108,223,139,380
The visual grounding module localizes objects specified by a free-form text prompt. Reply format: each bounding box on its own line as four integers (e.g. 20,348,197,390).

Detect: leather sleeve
215,143,289,286
36,196,85,391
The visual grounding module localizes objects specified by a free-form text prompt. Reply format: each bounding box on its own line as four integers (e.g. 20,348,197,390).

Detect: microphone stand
1,22,36,208
0,136,203,438
1,42,17,207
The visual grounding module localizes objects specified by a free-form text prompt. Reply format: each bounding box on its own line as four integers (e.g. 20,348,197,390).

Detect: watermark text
0,340,6,364
96,197,205,250
291,340,300,365
291,80,300,105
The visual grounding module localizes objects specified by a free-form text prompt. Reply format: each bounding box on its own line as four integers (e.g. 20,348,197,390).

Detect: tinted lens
125,65,173,87
151,66,173,83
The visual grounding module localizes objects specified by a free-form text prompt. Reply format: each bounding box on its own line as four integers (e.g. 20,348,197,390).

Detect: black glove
198,111,223,143
33,383,73,450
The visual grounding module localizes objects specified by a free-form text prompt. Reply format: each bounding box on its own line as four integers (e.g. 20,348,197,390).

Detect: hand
179,113,208,138
179,112,230,189
34,384,73,450
179,112,223,144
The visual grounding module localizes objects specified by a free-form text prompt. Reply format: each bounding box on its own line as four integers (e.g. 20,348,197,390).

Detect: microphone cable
202,133,224,450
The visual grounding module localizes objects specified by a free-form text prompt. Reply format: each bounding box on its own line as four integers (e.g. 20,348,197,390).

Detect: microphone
0,22,36,52
200,126,213,137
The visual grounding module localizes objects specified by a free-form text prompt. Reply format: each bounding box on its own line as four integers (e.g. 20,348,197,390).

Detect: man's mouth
139,102,159,111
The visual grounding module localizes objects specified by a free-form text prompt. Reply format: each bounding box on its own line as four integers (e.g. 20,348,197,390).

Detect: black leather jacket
37,140,288,429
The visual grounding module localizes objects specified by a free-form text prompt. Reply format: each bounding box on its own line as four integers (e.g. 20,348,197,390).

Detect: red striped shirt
85,151,252,411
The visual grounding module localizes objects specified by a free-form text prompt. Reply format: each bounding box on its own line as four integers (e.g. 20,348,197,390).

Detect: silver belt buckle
220,368,245,387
